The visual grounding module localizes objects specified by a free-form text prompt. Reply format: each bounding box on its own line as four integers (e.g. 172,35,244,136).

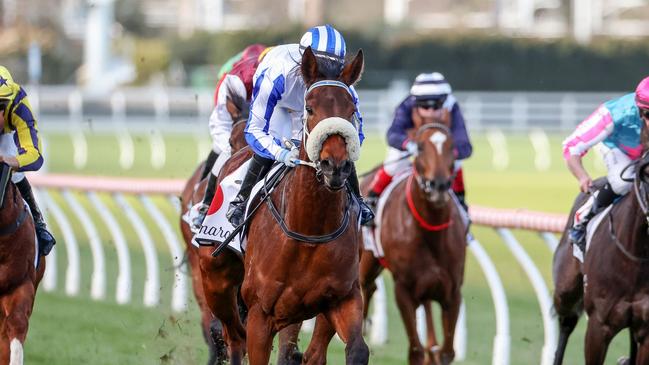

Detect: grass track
23,131,627,364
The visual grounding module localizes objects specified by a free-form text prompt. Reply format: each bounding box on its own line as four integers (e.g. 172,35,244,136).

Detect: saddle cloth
191,160,283,254
572,204,614,263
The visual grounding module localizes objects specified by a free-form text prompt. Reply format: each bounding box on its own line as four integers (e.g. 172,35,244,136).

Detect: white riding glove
277,148,299,167
405,141,418,156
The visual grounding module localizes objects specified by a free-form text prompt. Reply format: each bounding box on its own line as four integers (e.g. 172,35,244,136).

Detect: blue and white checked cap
299,24,346,61
410,72,452,98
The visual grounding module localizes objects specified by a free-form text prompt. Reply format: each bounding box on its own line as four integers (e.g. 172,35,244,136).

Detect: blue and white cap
410,72,452,100
299,24,346,61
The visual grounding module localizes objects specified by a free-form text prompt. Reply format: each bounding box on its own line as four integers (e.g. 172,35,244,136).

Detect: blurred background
2,1,649,364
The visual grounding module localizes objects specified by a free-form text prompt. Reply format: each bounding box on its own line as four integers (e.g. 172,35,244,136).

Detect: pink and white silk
562,104,614,160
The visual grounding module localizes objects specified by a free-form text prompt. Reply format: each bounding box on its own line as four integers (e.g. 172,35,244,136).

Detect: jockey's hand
405,141,418,156
578,175,593,193
277,148,299,167
0,155,19,168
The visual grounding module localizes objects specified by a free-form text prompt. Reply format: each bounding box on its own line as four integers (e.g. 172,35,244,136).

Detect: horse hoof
289,351,303,365
617,356,630,365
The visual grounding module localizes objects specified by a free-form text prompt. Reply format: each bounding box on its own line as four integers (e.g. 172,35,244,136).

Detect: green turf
22,131,628,364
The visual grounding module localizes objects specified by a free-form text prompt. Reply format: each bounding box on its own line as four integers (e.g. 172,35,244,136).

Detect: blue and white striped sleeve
244,70,286,160
350,87,365,145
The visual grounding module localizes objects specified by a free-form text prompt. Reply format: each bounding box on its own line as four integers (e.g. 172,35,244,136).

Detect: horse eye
305,106,314,115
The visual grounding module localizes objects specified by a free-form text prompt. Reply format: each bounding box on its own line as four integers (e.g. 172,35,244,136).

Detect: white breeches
600,144,633,195
0,133,24,183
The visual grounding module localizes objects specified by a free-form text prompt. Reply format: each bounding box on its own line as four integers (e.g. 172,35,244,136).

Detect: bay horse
0,165,45,365
227,46,368,364
359,113,467,365
553,149,649,364
179,94,250,365
181,95,302,364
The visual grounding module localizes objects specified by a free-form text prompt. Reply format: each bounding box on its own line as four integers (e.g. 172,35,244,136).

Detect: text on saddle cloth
193,160,286,254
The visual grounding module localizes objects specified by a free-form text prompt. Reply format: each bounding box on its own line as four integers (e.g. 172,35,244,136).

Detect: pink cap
636,76,649,109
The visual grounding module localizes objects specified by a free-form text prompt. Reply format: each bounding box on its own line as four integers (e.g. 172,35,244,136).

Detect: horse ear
340,49,364,86
301,46,319,86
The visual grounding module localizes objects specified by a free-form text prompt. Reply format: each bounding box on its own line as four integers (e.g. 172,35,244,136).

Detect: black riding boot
200,150,219,181
16,178,56,256
348,164,375,226
226,154,273,227
192,172,219,231
569,182,619,252
455,191,469,213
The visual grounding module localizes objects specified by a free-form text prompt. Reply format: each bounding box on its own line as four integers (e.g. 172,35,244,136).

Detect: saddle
192,160,286,255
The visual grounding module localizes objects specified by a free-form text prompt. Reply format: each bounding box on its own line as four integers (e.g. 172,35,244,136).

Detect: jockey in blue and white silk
226,24,372,228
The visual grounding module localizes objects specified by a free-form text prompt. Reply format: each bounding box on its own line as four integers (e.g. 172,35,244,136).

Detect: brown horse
553,151,649,364
221,46,368,364
179,95,250,365
0,170,45,365
359,115,467,365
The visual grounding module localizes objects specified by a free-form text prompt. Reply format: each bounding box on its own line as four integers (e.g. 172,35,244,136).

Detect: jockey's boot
200,150,219,181
365,191,379,227
16,178,56,256
569,182,619,252
455,191,469,213
349,164,375,226
226,154,273,227
192,171,218,231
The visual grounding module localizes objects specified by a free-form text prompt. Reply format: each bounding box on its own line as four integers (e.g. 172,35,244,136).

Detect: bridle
412,122,455,195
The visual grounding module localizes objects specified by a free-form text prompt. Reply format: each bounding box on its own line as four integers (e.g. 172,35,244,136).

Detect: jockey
213,44,268,105
226,24,374,227
563,76,649,251
192,44,268,231
366,72,473,214
0,66,56,256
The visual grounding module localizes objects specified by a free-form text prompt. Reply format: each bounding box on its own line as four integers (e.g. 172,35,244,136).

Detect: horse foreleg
423,301,440,365
303,314,336,365
395,282,425,365
326,286,369,365
277,323,303,365
0,281,36,365
246,305,276,365
635,335,649,365
438,292,460,365
584,318,615,365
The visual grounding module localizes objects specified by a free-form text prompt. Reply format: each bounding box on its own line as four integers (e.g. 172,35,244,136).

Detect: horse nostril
319,159,333,173
340,160,352,175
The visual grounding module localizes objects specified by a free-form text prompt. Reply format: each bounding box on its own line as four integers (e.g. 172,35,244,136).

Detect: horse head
300,46,364,191
412,113,455,206
226,83,251,153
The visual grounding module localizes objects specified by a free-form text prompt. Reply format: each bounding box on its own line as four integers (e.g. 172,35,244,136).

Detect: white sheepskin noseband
305,117,361,162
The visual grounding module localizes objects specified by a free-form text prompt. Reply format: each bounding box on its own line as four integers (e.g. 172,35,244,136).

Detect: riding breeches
599,144,634,195
0,132,24,183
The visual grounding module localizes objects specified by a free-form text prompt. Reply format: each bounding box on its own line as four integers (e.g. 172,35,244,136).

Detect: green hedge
168,29,649,91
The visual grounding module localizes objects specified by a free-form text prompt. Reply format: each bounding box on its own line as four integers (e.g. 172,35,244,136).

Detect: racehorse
0,166,44,365
179,93,250,364
181,92,302,364
223,46,368,364
359,111,467,365
553,147,649,364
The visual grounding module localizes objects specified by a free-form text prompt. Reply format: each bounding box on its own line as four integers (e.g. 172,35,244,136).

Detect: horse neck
408,175,451,229
282,164,347,236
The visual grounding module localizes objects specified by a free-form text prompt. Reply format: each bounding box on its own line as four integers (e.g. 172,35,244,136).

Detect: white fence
30,173,570,365
27,85,621,134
